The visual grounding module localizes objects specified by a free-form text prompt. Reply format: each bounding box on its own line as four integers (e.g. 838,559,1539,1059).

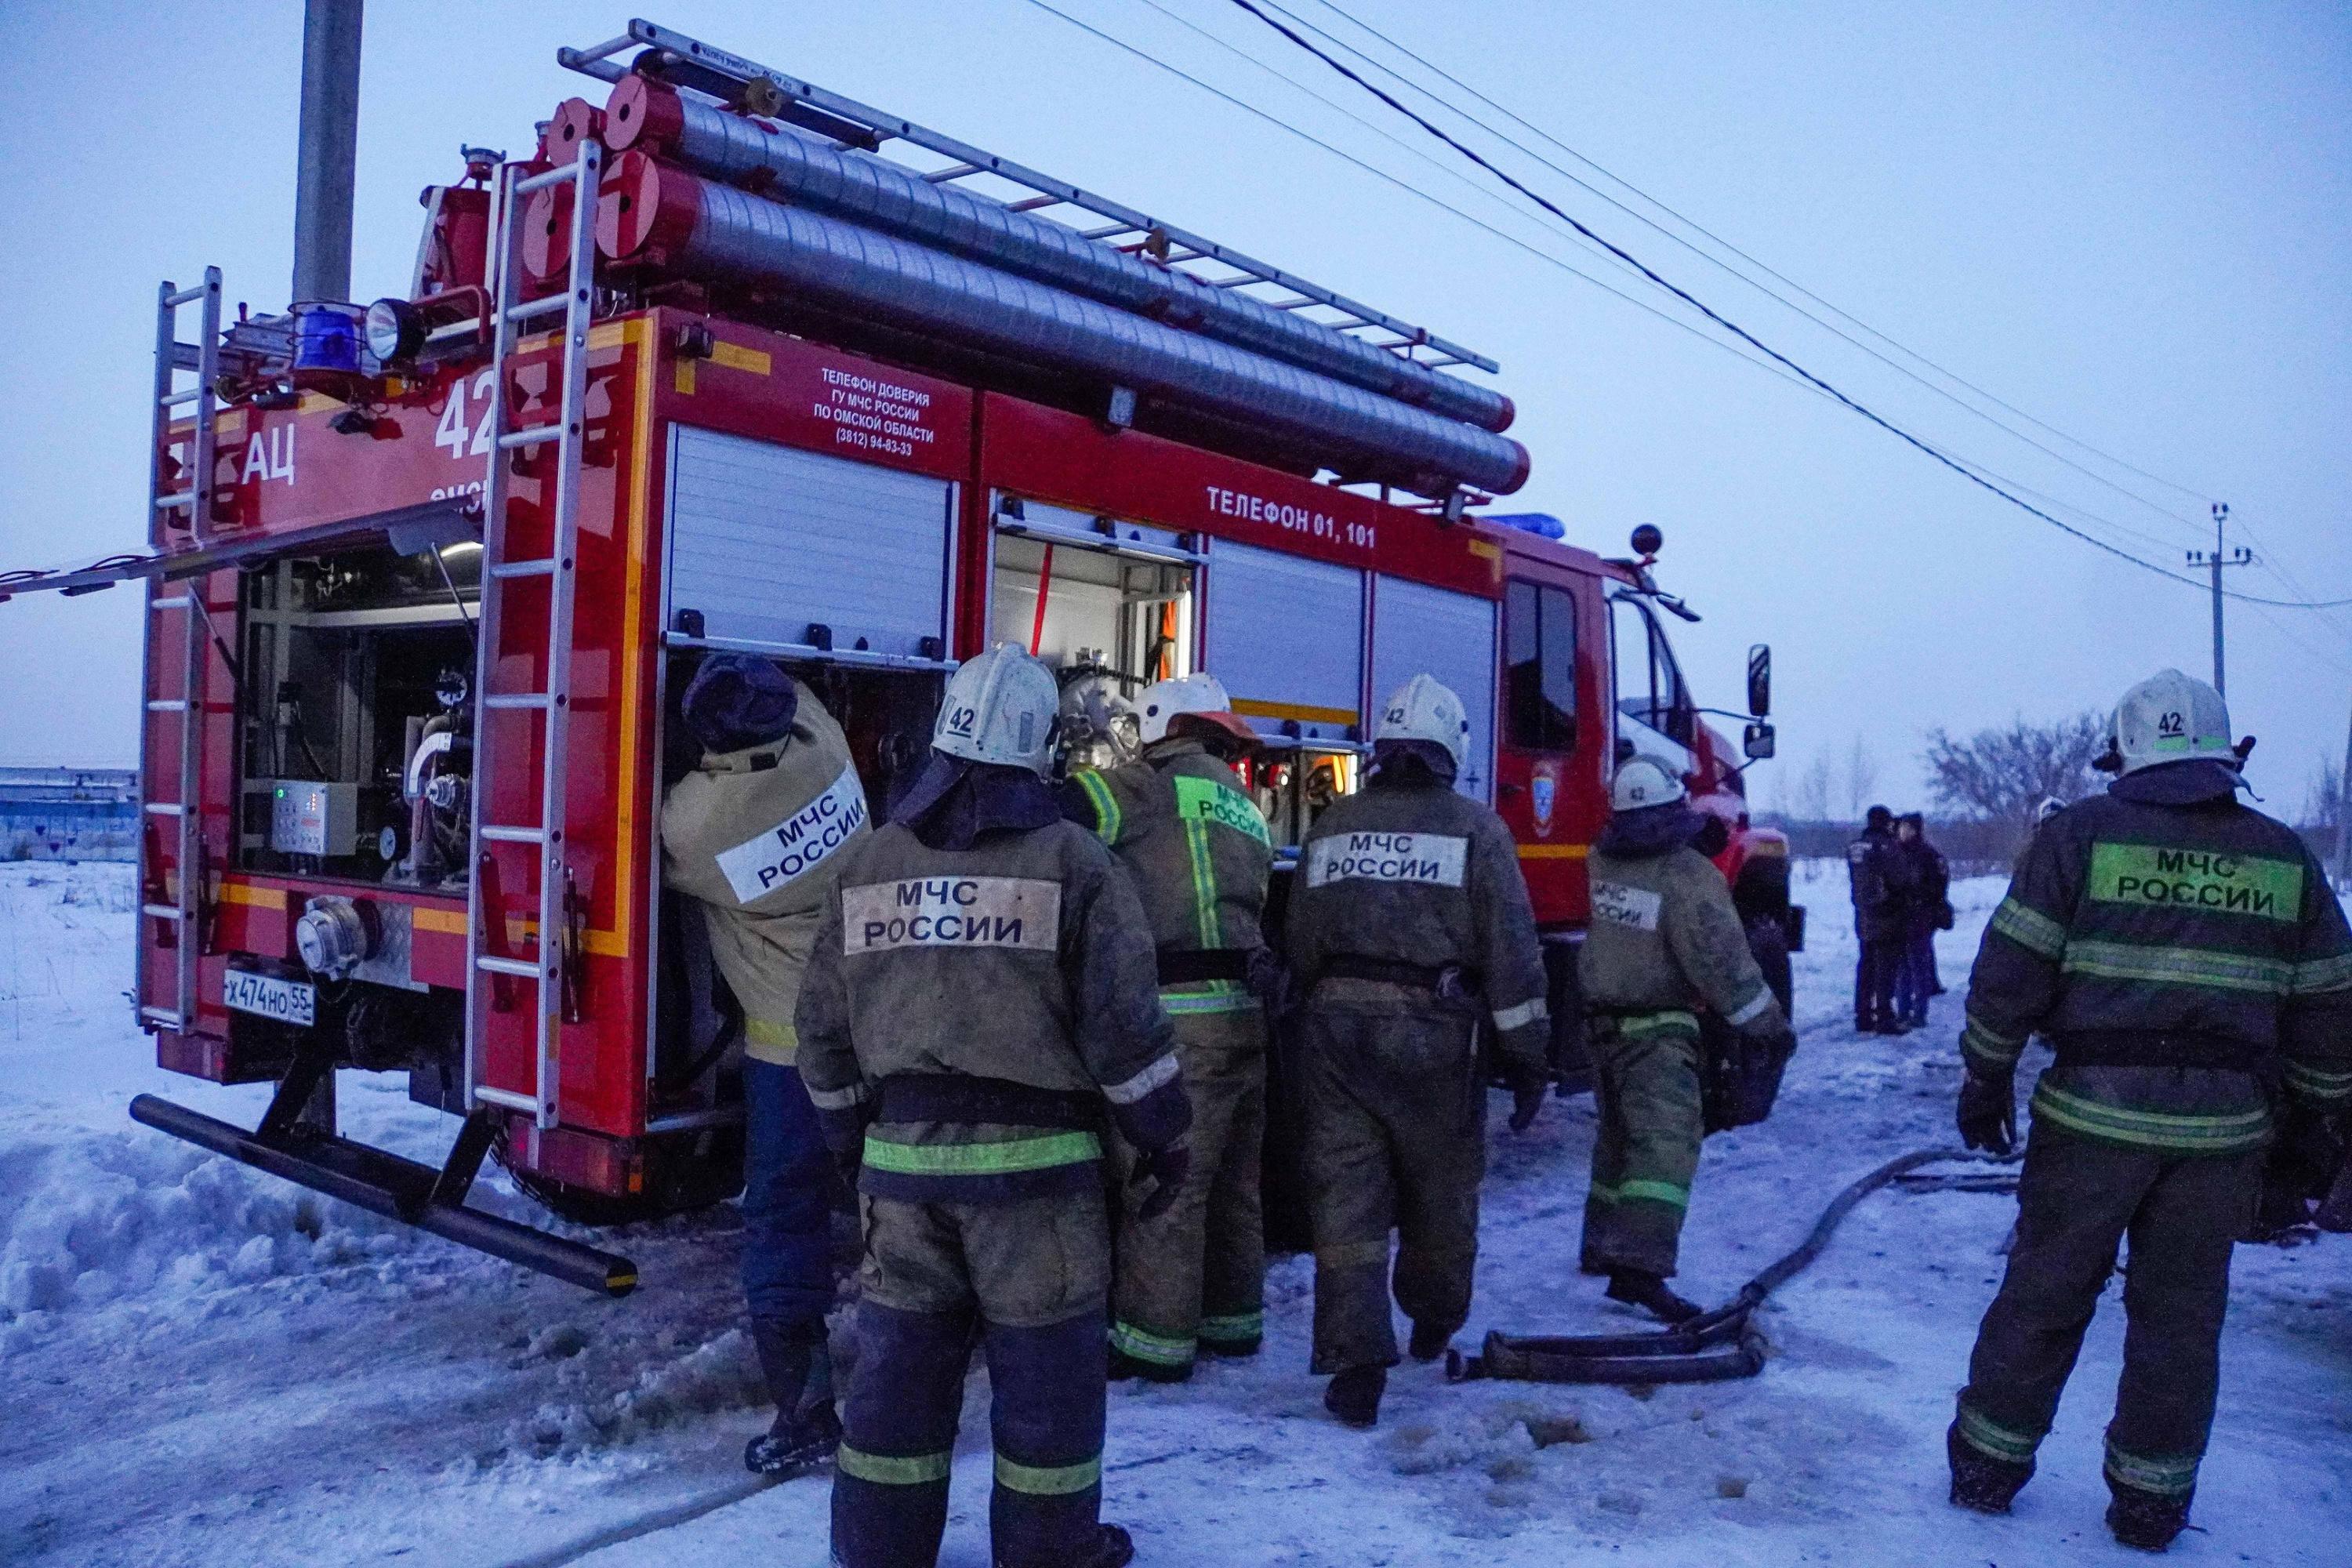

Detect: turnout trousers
1853,931,1901,1029
1300,990,1485,1375
1108,1004,1269,1374
1954,1121,2261,1508
739,1060,837,1334
831,1185,1112,1568
1579,1014,1704,1279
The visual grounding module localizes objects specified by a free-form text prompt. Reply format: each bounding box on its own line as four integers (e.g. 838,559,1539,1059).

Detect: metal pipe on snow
598,154,1530,498
602,74,1516,436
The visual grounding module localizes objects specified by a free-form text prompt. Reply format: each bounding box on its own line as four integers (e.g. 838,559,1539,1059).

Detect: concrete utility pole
291,0,365,303
2187,502,2252,700
291,0,363,1138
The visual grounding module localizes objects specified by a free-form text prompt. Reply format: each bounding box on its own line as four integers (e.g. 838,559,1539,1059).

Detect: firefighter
1285,673,1550,1428
1847,804,1914,1034
1947,670,2352,1552
1578,756,1795,1323
659,654,869,1476
796,644,1192,1568
1063,672,1276,1382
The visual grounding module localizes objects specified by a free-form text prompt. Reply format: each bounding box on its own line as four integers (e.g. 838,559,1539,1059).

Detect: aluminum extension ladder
462,137,604,1130
137,268,223,1033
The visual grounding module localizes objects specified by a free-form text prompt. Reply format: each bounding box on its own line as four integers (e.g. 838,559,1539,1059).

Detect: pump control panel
261,780,360,855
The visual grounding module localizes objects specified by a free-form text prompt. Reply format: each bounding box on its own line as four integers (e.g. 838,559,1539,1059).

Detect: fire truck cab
1,22,1793,1292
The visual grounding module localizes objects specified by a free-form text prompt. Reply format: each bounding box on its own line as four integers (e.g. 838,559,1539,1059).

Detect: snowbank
2,861,2347,1568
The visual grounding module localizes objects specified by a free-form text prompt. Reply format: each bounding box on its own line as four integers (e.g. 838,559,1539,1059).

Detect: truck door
1495,574,1602,926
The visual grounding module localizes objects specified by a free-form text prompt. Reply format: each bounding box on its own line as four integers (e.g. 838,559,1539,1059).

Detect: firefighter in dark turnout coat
1065,673,1276,1382
1578,757,1793,1323
797,644,1192,1568
1947,670,2352,1552
1285,675,1550,1428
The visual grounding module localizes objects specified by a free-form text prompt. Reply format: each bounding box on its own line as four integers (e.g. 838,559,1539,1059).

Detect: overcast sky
2,1,2346,819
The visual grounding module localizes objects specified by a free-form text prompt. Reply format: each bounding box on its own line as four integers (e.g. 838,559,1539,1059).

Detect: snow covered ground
3,858,2347,1567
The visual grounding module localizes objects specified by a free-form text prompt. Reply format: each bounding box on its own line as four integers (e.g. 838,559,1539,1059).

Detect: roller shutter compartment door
664,427,953,659
1202,541,1364,744
1372,575,1498,801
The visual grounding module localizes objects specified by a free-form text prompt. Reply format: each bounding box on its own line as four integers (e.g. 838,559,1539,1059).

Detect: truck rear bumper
129,1093,637,1296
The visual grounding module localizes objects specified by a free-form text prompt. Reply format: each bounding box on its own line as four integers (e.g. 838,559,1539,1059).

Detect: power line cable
1014,0,1827,397
1224,0,2352,609
1290,0,2222,524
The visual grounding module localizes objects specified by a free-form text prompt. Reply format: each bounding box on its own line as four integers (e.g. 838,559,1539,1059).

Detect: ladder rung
483,693,552,710
492,558,557,580
151,596,192,612
498,426,563,451
140,1005,188,1027
479,826,548,844
924,162,982,183
514,162,585,197
504,293,569,324
158,387,205,408
156,490,197,509
477,955,544,979
164,285,206,307
146,699,191,712
143,903,187,920
143,801,186,816
473,1085,539,1113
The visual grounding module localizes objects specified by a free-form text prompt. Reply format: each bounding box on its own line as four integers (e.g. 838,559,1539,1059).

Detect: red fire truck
0,22,1793,1294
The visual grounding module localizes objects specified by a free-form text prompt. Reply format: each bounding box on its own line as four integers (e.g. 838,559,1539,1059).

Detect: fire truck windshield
1609,592,1697,754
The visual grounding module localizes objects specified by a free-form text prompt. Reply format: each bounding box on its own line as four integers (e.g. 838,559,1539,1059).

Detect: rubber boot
2106,1483,2190,1552
1606,1270,1702,1325
746,1319,840,1477
1323,1365,1386,1428
1946,1423,2033,1514
1407,1320,1453,1362
1106,1345,1192,1385
1044,1523,1135,1568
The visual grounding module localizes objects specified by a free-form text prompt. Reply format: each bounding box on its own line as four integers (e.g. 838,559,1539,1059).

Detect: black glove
1957,1069,2016,1157
2278,1105,2349,1198
1131,1140,1192,1222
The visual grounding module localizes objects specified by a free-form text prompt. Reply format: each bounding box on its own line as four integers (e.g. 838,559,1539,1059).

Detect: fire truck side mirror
1743,721,1777,762
1747,643,1771,718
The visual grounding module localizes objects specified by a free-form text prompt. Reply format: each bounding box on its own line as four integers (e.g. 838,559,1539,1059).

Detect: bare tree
1921,711,2106,828
1842,735,1880,822
2305,759,2343,833
1791,751,1834,822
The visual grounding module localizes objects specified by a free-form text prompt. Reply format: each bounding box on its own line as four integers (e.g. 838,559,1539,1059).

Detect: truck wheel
1745,913,1794,1018
493,1125,746,1227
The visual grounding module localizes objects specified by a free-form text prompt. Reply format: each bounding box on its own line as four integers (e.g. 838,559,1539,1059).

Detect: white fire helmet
932,644,1060,775
1611,754,1689,812
1375,674,1471,770
2107,668,2234,777
1137,672,1258,747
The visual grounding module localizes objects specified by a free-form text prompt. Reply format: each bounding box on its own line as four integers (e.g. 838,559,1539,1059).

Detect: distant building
0,766,138,862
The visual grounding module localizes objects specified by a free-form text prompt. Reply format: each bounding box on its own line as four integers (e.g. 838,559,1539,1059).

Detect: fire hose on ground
1446,1147,2016,1386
